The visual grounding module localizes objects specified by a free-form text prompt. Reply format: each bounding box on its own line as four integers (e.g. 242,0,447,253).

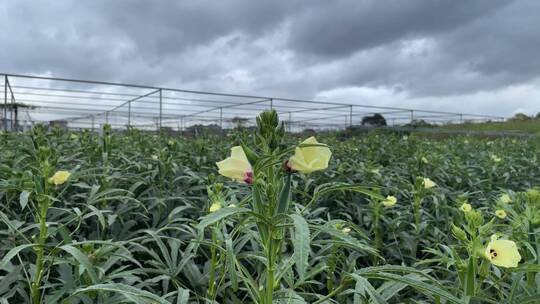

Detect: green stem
464,255,477,297
31,200,49,304
313,281,346,304
412,196,422,258
264,229,275,304
373,204,382,265
326,243,337,292
208,227,218,300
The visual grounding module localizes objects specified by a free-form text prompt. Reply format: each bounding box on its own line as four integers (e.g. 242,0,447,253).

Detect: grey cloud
0,0,539,117
286,0,511,58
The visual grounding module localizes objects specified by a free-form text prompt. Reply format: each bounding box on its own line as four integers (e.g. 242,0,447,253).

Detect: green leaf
316,225,378,256
196,207,249,231
176,287,190,304
19,190,30,211
0,244,35,269
85,205,107,231
59,245,99,284
276,174,292,215
289,213,310,281
225,237,238,291
361,271,465,304
73,283,170,304
513,264,540,273
241,142,259,165
351,274,387,304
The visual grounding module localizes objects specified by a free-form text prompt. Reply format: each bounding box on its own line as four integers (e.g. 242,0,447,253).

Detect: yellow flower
209,202,222,213
287,137,332,174
422,177,436,189
216,146,253,184
421,157,428,164
485,235,521,268
48,171,71,185
460,203,472,212
490,155,501,162
382,195,397,207
495,209,507,219
499,194,512,204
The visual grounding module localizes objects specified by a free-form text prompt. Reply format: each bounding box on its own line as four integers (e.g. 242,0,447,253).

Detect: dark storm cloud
286,0,509,58
0,0,539,116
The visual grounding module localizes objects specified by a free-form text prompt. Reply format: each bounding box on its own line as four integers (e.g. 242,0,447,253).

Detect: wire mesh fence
1,73,507,133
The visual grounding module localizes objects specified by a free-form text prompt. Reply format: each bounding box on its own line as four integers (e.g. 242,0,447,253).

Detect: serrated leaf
196,207,249,230
290,213,310,280
73,283,169,304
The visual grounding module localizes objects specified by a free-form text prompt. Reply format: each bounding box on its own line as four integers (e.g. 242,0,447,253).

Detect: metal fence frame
1,73,507,133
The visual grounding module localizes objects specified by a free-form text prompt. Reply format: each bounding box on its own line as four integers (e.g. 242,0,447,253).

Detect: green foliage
0,117,539,303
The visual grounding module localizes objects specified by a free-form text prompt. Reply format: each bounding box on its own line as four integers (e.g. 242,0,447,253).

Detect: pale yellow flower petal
422,178,436,189
216,146,253,183
382,195,397,207
460,203,472,212
48,171,71,185
209,202,222,213
485,235,521,268
495,209,507,219
288,137,331,174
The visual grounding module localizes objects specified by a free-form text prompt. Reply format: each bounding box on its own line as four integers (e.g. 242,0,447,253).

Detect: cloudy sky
1,0,539,118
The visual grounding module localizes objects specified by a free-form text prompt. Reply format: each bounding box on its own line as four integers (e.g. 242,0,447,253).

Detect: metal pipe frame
0,73,508,132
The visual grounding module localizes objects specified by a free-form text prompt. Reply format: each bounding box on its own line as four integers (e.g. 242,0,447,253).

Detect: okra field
1,111,539,303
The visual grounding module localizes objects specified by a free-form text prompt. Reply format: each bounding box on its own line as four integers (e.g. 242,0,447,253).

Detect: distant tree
535,112,540,119
405,119,434,128
361,113,387,126
510,113,531,121
230,116,249,129
301,128,316,136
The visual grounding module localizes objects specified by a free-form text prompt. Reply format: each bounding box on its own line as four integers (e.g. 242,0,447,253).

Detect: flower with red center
216,146,253,184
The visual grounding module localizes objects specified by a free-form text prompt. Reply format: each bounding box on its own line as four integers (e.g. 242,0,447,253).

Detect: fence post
91,116,95,131
349,105,353,127
219,107,223,129
3,75,7,131
288,112,292,132
410,110,414,124
128,100,131,128
11,92,14,131
270,98,273,110
159,89,163,132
